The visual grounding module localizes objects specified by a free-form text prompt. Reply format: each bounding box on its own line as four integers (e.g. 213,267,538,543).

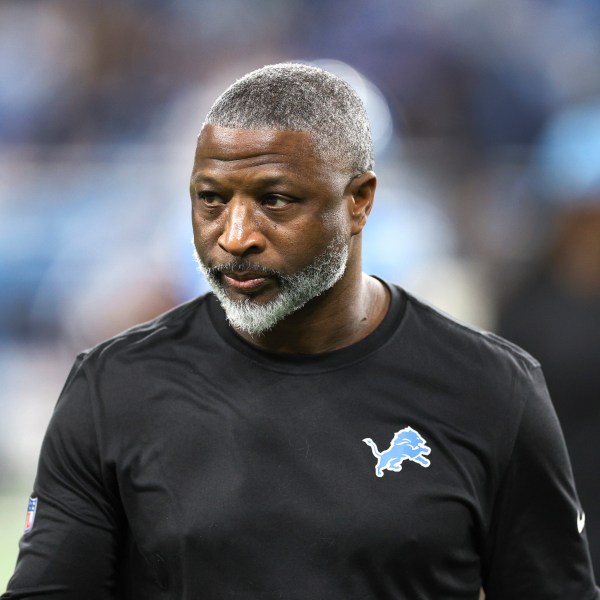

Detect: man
3,63,598,599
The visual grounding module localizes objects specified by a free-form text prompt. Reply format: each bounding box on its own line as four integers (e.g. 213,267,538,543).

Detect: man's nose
218,197,266,256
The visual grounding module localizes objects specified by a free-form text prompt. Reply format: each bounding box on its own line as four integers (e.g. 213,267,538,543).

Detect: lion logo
363,426,432,478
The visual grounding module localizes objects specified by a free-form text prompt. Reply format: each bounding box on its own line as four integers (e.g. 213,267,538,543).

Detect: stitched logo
24,497,38,533
577,510,586,534
363,426,431,477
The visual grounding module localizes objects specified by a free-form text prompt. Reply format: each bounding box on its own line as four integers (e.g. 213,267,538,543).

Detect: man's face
190,125,354,334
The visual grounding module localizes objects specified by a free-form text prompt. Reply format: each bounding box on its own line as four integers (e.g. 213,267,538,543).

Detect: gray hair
204,62,374,176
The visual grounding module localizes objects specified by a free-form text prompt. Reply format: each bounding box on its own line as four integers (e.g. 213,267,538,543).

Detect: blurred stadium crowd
1,0,599,578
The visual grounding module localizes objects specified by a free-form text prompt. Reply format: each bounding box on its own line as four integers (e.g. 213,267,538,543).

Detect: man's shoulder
77,293,214,366
398,286,540,374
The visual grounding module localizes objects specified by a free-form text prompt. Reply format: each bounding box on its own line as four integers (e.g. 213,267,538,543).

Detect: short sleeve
2,356,124,600
482,365,599,599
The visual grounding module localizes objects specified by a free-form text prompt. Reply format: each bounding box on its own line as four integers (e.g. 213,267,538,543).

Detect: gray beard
194,235,349,335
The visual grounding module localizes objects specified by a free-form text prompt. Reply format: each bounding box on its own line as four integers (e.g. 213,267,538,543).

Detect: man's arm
2,357,123,600
482,365,599,599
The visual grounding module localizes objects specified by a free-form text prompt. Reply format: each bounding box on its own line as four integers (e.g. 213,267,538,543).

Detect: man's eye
262,195,292,208
197,191,223,205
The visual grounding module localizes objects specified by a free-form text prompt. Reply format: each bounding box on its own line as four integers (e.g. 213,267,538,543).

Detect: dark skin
190,124,389,354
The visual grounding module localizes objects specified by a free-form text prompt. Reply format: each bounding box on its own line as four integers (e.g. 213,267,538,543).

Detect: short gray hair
204,62,374,176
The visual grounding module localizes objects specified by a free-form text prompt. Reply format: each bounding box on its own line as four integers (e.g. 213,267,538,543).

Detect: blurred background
1,0,600,587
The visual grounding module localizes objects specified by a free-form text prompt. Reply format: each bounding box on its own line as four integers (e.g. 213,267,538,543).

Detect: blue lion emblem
363,426,431,478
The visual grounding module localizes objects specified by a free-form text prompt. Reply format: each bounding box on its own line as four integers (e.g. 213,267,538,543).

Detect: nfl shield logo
24,497,38,533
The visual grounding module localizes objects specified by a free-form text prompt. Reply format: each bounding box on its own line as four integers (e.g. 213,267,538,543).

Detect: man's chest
107,367,497,596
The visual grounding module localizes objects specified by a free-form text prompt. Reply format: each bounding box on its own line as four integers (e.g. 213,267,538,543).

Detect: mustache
204,259,284,281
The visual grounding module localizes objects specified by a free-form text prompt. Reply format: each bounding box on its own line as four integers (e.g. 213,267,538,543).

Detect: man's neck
232,272,390,355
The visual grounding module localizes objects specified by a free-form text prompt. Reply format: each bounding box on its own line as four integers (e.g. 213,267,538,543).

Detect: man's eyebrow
190,174,220,186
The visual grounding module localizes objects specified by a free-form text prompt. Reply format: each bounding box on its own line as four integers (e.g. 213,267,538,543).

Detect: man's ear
347,171,377,236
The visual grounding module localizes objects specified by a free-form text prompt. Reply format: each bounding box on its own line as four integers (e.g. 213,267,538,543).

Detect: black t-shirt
3,284,599,599
498,274,600,577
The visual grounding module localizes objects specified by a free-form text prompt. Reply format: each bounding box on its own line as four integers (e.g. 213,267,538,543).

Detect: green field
0,492,27,591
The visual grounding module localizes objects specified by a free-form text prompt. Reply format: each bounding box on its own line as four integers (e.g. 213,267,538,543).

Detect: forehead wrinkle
195,125,318,161
191,160,312,188
194,151,317,171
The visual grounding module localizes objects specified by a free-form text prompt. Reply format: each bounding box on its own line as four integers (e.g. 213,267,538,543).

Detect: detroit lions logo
363,426,431,477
